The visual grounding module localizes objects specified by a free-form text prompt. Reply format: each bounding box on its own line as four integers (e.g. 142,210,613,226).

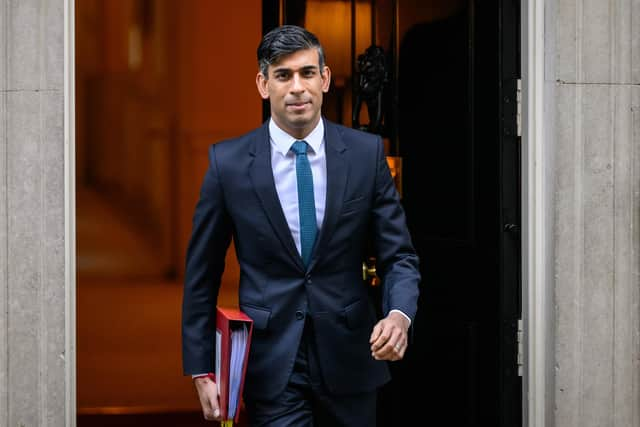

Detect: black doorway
263,1,522,425
381,1,522,426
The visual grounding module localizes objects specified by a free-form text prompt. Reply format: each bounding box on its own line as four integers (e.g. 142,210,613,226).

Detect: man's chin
282,118,309,131
287,112,320,126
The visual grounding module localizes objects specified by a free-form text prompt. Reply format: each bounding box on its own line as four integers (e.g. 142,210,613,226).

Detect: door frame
521,0,552,426
61,1,551,426
64,0,77,426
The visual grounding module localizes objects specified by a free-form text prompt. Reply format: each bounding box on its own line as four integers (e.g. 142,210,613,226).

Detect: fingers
206,396,220,421
370,323,390,353
369,322,382,344
370,318,408,361
373,334,406,360
194,377,221,421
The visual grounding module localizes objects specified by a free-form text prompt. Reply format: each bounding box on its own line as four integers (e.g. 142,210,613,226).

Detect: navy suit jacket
182,118,420,401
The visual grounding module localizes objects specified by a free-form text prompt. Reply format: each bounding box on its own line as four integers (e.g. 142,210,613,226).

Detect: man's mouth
286,101,310,110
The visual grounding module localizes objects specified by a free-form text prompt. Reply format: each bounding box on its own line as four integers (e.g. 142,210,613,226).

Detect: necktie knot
291,140,309,156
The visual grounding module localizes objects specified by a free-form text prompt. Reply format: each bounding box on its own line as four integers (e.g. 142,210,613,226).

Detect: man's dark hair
257,25,325,77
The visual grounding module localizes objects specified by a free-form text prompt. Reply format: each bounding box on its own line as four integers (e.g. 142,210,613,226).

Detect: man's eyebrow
272,66,291,74
272,65,319,74
299,65,319,72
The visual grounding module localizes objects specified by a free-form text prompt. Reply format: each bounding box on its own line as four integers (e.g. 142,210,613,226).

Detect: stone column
552,0,640,425
0,1,68,426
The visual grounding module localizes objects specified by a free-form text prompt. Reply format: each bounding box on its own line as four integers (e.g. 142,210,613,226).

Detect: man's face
256,48,331,139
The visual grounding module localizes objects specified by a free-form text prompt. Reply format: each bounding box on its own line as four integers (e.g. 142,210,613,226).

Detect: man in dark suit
182,25,420,426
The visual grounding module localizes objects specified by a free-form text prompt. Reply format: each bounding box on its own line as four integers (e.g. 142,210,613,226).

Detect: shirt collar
269,118,324,156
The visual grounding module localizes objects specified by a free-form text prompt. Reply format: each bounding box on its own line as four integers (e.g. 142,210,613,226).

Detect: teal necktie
291,140,317,267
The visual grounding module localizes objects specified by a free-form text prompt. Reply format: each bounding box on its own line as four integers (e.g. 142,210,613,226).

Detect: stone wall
0,1,67,426
552,0,640,425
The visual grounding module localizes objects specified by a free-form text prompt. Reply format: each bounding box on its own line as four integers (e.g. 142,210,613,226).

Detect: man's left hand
369,311,410,361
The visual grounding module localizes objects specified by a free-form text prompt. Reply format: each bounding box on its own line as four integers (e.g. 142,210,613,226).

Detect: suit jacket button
295,310,305,320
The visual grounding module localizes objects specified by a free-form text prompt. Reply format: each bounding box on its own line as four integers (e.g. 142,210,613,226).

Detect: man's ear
321,66,331,93
256,72,269,99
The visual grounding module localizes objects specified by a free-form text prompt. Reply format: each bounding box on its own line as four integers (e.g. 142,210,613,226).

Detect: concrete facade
551,0,640,425
1,0,68,426
0,0,639,426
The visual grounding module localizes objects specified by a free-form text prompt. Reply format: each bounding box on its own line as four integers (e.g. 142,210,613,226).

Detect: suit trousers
244,316,377,427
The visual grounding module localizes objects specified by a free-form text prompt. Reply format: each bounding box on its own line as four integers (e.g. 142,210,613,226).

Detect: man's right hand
193,375,221,422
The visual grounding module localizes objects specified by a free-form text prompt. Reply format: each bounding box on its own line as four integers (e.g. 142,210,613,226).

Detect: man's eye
303,70,316,77
275,73,289,80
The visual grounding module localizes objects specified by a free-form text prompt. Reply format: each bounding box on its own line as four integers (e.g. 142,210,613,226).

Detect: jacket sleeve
370,137,421,323
182,144,232,375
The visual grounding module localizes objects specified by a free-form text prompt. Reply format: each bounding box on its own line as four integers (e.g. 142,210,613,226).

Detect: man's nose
290,73,304,93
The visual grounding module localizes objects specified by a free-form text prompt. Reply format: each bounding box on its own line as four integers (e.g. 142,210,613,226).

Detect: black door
262,1,522,425
381,1,522,426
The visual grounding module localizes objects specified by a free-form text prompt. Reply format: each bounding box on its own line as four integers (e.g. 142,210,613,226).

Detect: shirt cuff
389,309,411,327
192,373,210,379
192,373,216,383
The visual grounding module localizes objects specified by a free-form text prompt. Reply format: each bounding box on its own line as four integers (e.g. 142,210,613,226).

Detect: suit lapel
248,123,305,272
308,120,348,271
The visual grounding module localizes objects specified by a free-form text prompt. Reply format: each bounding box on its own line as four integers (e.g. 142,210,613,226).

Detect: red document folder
215,306,254,425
